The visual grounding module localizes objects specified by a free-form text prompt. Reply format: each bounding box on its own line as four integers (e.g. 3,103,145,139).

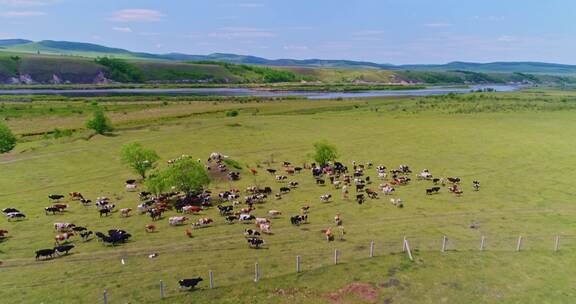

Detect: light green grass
1,93,576,303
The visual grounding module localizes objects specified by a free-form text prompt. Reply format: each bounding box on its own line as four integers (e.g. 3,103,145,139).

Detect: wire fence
2,232,575,303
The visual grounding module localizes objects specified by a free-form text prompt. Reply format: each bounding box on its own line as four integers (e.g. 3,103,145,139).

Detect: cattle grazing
449,185,463,196
120,208,132,217
72,226,87,232
294,167,303,173
48,194,65,201
426,187,441,195
148,209,162,221
247,237,264,248
139,191,151,200
6,212,26,221
94,232,106,242
290,215,307,226
267,210,282,217
225,215,238,224
334,214,342,226
447,177,461,184
79,198,92,206
390,198,404,208
35,248,55,260
69,192,84,200
44,207,60,215
99,208,111,217
185,228,192,238
52,204,68,212
0,229,8,239
54,244,75,255
316,179,326,186
266,168,277,175
80,231,93,241
275,175,288,182
217,205,233,216
145,224,156,233
356,194,365,205
244,229,261,237
473,181,480,191
56,226,75,234
300,206,310,214
365,188,378,199
432,178,440,185
179,278,203,289
258,223,272,234
54,232,74,244
279,187,291,194
324,227,334,241
355,184,365,192
99,229,132,245
320,194,332,202
2,208,19,214
239,214,255,221
249,168,258,175
255,217,270,226
192,218,213,228
417,169,433,180
169,216,188,226
182,205,202,214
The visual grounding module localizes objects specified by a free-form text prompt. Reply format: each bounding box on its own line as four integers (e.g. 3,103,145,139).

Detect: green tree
0,122,16,153
86,109,113,135
313,141,338,166
145,158,210,195
120,143,160,179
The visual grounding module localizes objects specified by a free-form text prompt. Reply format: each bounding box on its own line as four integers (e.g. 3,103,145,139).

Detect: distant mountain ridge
1,39,576,75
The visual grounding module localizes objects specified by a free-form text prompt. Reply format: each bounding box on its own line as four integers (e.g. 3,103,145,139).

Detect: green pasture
1,91,576,303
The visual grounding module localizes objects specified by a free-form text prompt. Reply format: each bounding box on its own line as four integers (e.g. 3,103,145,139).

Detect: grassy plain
1,90,576,303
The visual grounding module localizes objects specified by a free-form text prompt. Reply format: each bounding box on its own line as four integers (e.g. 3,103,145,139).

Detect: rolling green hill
2,39,576,75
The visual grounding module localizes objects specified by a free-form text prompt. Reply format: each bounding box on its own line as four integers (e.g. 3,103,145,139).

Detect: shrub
226,110,239,117
86,109,113,135
0,122,16,153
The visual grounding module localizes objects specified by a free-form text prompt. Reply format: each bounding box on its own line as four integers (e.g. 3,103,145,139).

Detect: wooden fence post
480,236,485,251
159,280,165,300
404,239,414,261
103,289,108,304
554,235,560,252
334,249,339,265
441,235,447,253
516,236,522,251
296,255,301,273
370,241,375,258
209,271,214,289
254,262,259,283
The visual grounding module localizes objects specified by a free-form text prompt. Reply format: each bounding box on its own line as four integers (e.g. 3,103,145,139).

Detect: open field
1,90,576,303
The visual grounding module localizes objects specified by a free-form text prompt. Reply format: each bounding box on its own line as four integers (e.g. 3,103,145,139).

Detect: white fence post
554,235,560,252
103,289,108,304
254,262,259,283
480,236,485,251
296,255,301,273
334,249,339,265
159,280,165,300
370,241,375,258
402,236,407,252
441,235,447,253
404,239,414,261
209,271,214,289
516,236,522,251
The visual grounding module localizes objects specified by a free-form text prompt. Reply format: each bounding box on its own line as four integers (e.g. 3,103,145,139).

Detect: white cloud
209,27,276,39
424,22,452,28
0,10,45,17
0,0,56,6
283,45,308,51
111,9,164,22
113,26,132,33
497,35,516,42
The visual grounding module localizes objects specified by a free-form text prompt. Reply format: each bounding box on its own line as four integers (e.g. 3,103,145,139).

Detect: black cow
72,226,87,232
7,213,25,220
217,205,233,216
99,209,111,217
426,187,441,195
356,184,365,192
290,215,307,226
316,179,326,186
279,187,291,194
2,208,19,214
125,179,136,185
44,207,60,215
95,232,106,242
247,237,264,248
179,278,203,289
225,215,237,224
80,231,93,241
266,169,277,174
294,167,302,173
54,244,75,255
48,194,65,201
35,248,55,260
356,194,365,204
447,177,461,184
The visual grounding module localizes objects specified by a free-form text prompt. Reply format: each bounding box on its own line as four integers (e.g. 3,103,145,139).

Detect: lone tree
0,122,16,153
86,109,113,135
120,143,160,179
313,141,338,166
145,158,210,195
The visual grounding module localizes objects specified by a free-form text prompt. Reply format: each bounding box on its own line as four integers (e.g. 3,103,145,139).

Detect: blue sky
0,0,574,64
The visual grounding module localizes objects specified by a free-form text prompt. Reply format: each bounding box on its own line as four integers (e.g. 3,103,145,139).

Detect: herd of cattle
1,153,480,290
